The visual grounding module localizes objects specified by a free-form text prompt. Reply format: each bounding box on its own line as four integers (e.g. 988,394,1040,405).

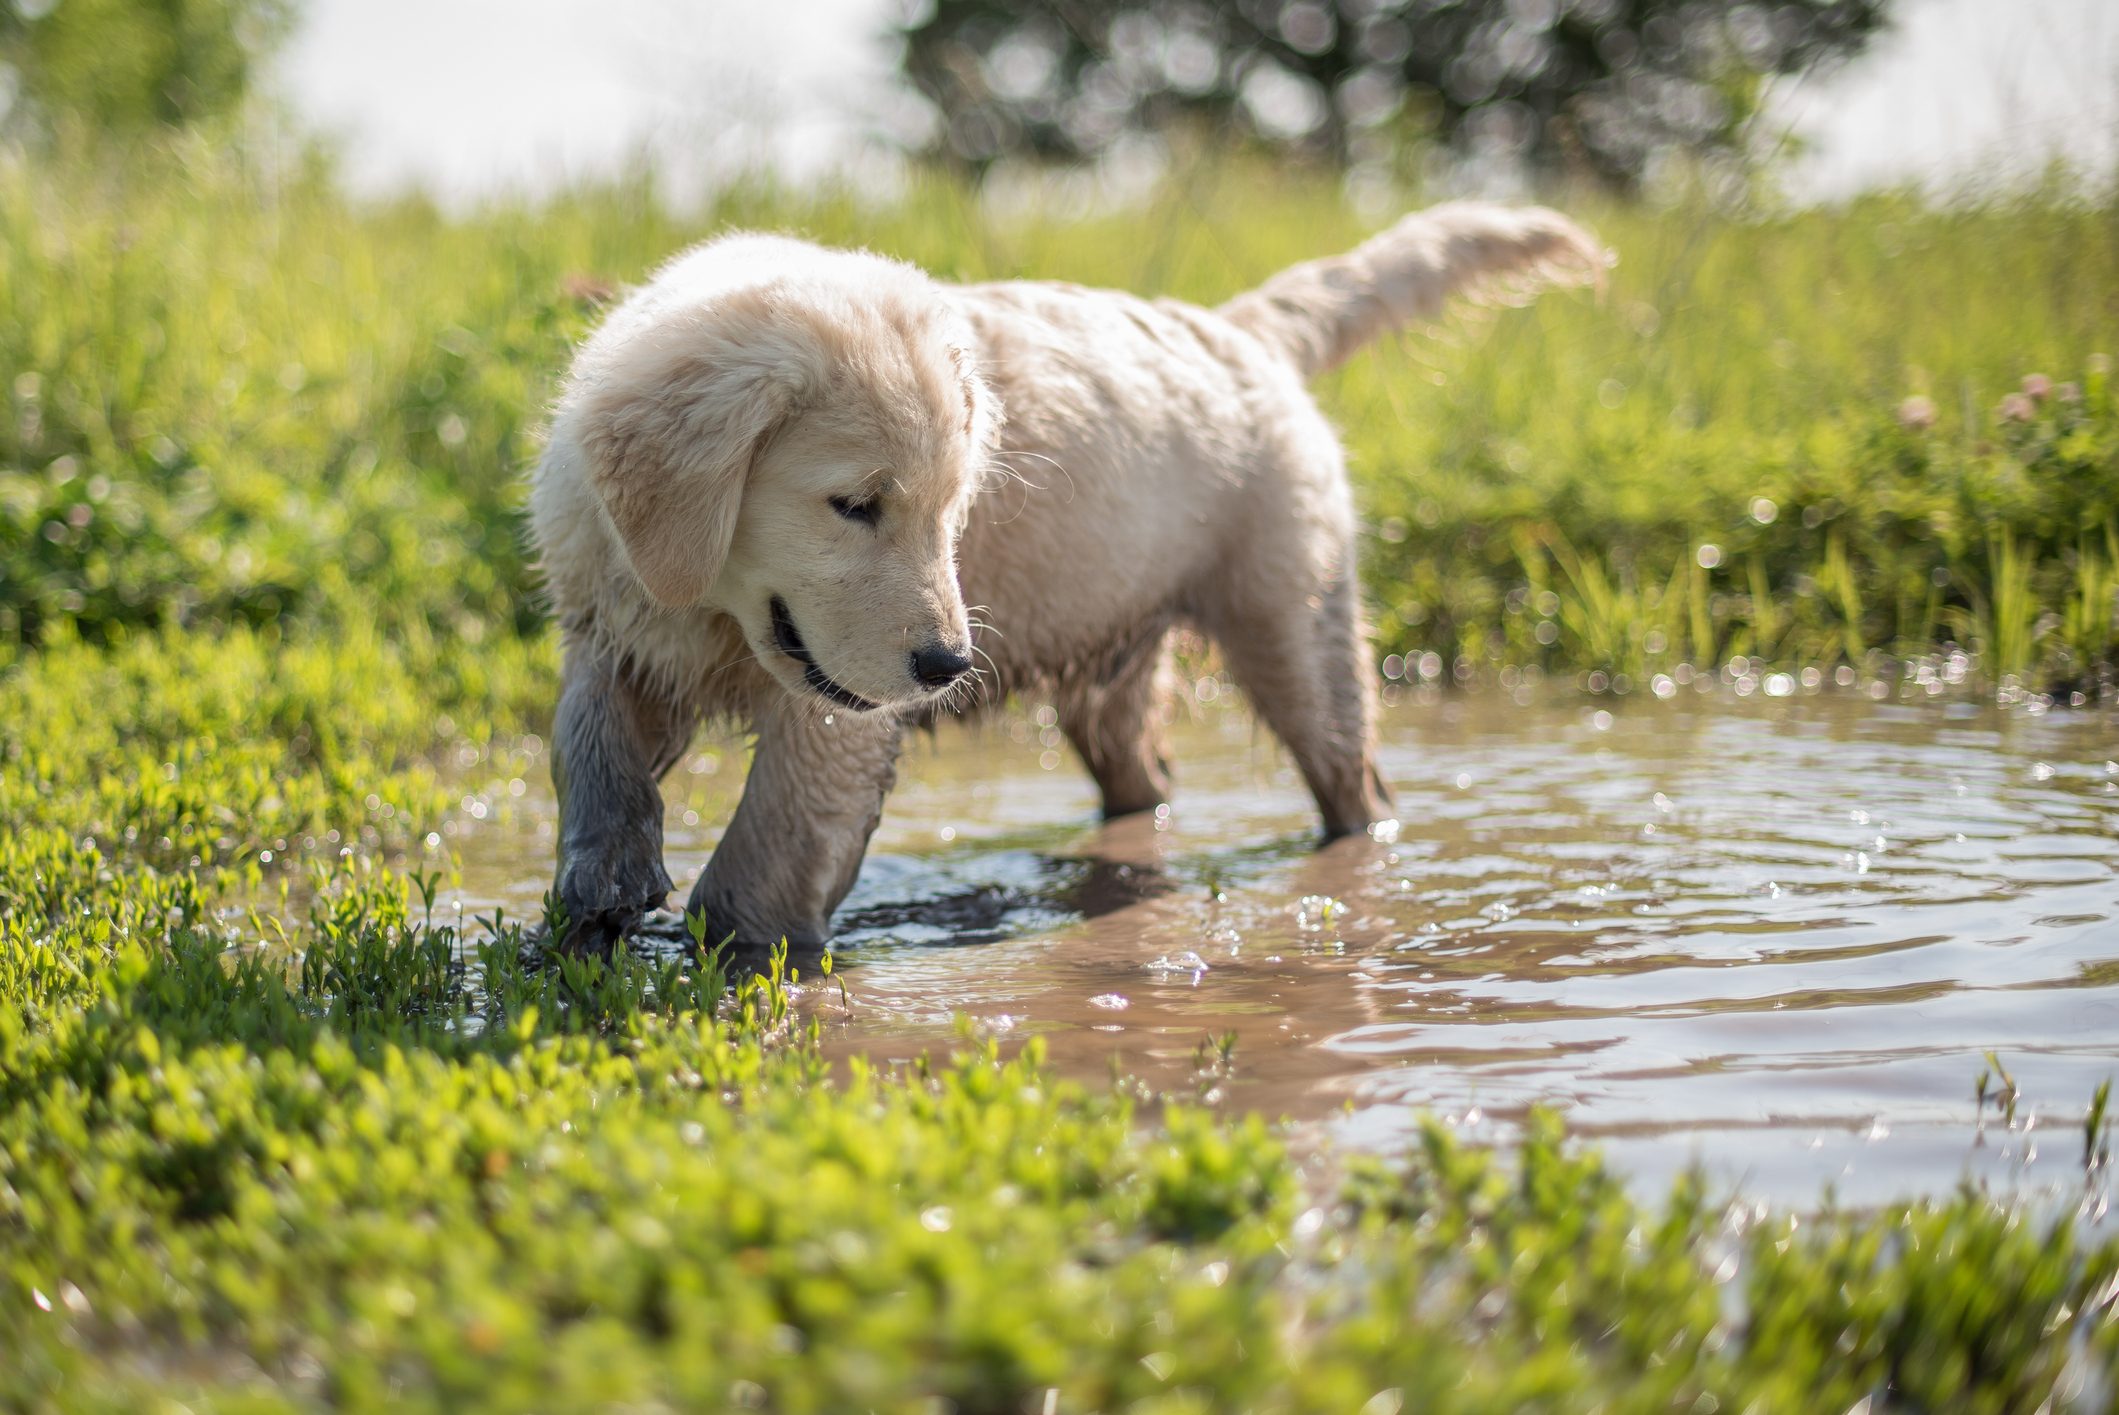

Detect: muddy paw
554,849,675,957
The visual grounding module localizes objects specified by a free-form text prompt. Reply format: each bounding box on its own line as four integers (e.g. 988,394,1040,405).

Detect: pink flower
1896,395,1937,431
1998,393,2036,423
2022,373,2052,401
2057,381,2082,404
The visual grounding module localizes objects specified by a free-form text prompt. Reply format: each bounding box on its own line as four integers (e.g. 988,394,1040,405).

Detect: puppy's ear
575,297,814,608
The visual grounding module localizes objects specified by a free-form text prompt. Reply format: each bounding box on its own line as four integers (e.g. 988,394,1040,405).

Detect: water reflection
451,690,2119,1205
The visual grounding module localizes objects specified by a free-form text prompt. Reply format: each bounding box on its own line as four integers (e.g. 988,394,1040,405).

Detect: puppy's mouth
769,596,881,713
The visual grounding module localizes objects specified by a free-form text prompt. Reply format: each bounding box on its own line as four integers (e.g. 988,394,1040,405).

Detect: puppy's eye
829,494,881,527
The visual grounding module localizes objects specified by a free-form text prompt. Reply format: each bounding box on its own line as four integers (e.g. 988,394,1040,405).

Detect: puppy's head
574,240,995,714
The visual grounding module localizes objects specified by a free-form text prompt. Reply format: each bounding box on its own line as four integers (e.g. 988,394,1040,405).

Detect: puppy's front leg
688,703,903,948
550,639,697,954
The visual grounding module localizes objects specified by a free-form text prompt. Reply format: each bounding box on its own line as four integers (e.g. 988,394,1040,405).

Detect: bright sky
276,0,2119,208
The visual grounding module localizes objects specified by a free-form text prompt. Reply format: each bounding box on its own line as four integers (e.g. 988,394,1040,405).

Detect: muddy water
452,691,2119,1204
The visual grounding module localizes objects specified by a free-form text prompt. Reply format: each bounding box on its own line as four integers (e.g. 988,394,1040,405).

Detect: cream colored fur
530,203,1606,951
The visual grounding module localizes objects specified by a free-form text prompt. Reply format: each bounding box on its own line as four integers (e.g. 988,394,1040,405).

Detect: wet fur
530,203,1606,951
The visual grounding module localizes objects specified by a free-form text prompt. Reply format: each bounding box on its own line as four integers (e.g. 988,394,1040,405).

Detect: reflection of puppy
532,206,1605,952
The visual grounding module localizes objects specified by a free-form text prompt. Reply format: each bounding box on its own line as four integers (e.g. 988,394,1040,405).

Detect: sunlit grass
4,740,2114,1408
2,147,2115,687
3,143,2119,1407
0,421,2113,1415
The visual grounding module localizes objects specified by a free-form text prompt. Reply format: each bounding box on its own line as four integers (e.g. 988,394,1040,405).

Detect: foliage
4,148,2116,694
2,632,2114,1406
1338,187,2119,689
894,0,1890,187
0,0,292,134
1,140,2117,1410
0,145,583,648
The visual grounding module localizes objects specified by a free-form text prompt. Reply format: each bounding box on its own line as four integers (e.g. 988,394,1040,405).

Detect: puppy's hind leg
1057,630,1174,820
1208,536,1394,840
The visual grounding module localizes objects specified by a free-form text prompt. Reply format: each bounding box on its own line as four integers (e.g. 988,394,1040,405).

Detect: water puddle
448,691,2119,1205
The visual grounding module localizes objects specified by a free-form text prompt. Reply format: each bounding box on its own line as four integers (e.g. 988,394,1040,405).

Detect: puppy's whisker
947,667,987,714
991,447,1074,503
994,447,1063,472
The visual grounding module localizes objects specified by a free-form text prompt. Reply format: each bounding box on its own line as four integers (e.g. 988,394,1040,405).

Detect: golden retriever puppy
530,204,1603,952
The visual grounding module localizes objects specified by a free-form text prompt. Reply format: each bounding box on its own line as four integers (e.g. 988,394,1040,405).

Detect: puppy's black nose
910,643,973,687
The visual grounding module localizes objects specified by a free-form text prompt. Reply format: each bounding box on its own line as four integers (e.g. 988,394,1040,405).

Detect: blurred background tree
895,0,1892,190
0,0,292,134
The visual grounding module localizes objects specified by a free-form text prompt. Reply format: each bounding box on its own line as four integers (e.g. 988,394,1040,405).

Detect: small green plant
1947,531,2045,682
1985,1050,2023,1129
2058,525,2119,683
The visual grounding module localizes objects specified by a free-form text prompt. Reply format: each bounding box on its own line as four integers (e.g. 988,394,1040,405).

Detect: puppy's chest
586,582,755,704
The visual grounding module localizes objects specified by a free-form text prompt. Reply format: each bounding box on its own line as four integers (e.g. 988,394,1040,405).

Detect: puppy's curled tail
1218,202,1609,379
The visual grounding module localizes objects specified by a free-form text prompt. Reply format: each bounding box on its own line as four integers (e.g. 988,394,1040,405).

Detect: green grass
3,660,2115,1406
5,141,2119,1407
3,146,2117,686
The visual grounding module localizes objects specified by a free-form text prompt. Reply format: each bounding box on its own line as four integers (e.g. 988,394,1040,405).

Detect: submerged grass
4,141,2119,1406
